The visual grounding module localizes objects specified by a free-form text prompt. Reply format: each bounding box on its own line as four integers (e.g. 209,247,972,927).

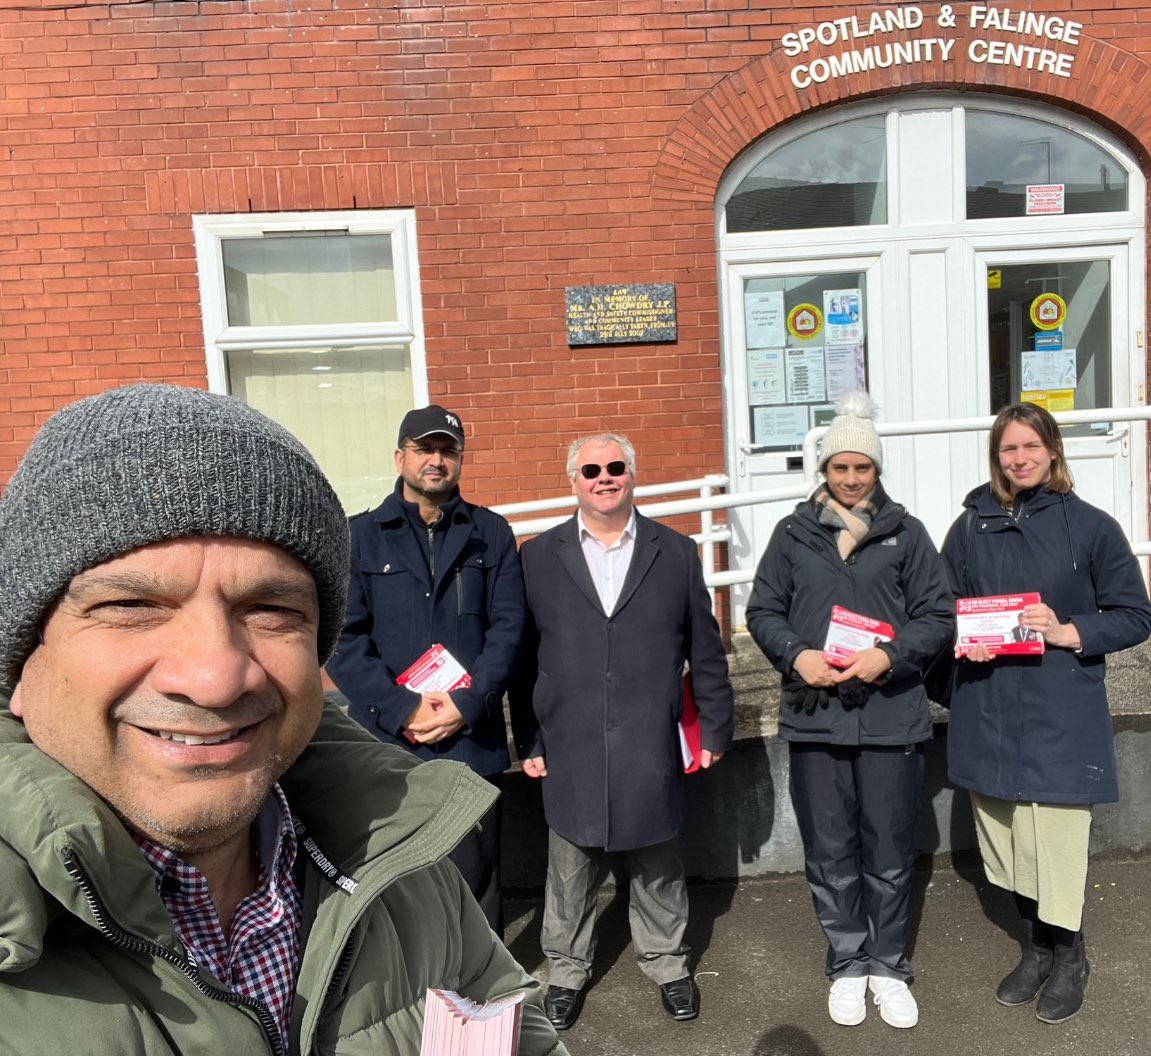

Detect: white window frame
192,209,427,402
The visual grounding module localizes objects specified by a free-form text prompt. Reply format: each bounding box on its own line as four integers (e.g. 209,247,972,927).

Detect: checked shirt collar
132,784,302,1048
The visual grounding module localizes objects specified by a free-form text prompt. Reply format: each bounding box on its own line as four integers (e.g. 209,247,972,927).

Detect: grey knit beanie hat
0,384,350,694
818,390,884,472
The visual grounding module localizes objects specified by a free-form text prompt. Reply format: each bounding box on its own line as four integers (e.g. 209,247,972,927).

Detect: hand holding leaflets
820,606,894,684
398,645,471,744
955,594,1046,658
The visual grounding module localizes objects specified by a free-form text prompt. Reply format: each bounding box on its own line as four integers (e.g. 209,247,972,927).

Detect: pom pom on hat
818,390,883,471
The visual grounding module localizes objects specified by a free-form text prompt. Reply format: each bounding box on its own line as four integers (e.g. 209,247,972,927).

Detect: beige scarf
813,483,878,561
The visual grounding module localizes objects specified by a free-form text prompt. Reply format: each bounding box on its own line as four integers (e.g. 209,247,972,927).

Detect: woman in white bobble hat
746,391,953,1031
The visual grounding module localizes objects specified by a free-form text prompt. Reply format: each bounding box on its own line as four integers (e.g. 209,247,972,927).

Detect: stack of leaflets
956,593,1045,656
419,988,524,1056
822,605,894,668
677,673,702,774
397,644,472,693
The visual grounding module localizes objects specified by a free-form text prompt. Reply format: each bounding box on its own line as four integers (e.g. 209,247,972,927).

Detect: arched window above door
966,111,1128,218
723,96,1135,234
726,115,887,232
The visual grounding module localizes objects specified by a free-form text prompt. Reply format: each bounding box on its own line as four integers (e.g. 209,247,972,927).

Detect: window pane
223,234,398,327
227,345,412,512
743,272,868,452
966,113,1127,218
727,117,887,232
986,260,1111,437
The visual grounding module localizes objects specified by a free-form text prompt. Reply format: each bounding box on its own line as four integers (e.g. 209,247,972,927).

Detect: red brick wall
2,0,1149,506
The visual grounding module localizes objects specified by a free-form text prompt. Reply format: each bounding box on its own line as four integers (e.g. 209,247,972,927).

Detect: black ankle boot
996,915,1053,1007
1035,932,1089,1024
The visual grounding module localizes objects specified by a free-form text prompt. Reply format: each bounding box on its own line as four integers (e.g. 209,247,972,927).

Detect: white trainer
828,975,868,1025
869,975,919,1028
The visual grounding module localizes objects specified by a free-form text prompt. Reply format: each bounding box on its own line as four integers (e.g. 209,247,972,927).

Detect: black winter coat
941,483,1151,804
326,482,525,776
509,513,734,851
746,486,954,745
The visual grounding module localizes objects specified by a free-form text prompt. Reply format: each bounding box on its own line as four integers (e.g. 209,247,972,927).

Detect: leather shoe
658,976,700,1021
544,985,585,1030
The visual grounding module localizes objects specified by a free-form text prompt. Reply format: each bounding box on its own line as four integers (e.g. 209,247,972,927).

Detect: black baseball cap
397,405,465,447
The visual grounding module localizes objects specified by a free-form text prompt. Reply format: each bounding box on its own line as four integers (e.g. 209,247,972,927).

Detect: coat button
382,563,390,573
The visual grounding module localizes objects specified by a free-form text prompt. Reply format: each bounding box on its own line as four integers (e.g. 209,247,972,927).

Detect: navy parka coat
509,513,734,851
746,485,954,745
941,483,1151,805
326,481,525,776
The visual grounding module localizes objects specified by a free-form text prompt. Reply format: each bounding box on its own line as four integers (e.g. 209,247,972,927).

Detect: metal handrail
494,406,1151,597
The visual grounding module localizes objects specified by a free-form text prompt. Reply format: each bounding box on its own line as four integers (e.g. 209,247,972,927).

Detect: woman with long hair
942,402,1151,1024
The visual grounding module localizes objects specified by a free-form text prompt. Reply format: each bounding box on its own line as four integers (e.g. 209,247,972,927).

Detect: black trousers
788,742,925,981
448,772,504,936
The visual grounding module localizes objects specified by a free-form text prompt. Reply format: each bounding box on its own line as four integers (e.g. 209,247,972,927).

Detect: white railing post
700,480,716,610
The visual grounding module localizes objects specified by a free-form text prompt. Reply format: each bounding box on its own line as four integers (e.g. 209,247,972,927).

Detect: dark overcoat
510,512,734,851
941,483,1151,804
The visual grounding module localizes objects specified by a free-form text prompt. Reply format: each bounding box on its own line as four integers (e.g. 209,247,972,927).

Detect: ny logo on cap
445,413,460,428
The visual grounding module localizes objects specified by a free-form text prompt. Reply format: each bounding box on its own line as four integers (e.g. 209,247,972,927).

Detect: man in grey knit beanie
0,384,350,695
0,384,564,1055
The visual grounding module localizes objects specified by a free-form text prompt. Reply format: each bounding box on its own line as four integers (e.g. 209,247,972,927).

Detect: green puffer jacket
0,703,567,1056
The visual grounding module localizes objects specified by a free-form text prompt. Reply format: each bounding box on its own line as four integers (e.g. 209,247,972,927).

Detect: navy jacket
326,481,525,776
941,484,1151,804
509,513,734,851
746,485,954,745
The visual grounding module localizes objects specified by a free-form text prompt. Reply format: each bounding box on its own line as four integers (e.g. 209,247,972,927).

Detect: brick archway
652,27,1151,203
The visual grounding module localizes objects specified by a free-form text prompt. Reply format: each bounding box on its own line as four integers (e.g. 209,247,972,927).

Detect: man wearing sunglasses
327,405,525,936
511,432,734,1030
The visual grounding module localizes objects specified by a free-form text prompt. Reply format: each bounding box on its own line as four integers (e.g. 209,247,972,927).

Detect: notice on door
785,347,827,403
753,405,809,447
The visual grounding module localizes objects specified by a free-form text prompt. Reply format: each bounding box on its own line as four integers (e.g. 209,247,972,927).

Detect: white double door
721,236,1145,626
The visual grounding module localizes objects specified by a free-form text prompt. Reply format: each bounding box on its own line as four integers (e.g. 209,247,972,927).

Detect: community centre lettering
780,5,1084,89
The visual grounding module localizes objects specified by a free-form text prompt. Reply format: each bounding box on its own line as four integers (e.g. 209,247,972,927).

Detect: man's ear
8,683,24,718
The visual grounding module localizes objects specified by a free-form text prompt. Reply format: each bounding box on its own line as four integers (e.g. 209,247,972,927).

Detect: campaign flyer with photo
822,605,894,668
397,643,473,693
955,593,1045,656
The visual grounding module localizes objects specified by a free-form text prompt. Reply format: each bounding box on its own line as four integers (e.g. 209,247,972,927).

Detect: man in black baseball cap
327,404,525,935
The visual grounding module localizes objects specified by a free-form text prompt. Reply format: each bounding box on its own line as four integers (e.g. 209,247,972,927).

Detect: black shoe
544,985,585,1031
658,976,700,1021
1036,934,1089,1024
997,917,1054,1006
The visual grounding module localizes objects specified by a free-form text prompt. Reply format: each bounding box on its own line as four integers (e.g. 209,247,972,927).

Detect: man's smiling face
10,536,323,856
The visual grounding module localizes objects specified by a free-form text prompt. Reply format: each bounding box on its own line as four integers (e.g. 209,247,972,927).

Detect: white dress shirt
577,509,637,615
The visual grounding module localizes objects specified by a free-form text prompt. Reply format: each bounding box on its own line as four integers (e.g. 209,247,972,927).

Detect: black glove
836,677,874,711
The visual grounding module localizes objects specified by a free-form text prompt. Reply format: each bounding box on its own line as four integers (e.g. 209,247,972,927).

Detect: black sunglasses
579,460,628,480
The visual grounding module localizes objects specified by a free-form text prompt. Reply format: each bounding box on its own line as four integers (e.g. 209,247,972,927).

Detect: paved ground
504,852,1150,1056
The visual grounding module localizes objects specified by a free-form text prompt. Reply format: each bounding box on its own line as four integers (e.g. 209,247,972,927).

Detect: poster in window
1022,348,1077,392
785,347,827,403
745,291,786,350
824,289,863,345
825,344,866,401
753,405,809,448
747,348,786,405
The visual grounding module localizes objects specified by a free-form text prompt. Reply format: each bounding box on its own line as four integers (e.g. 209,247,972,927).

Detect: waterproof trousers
789,741,925,981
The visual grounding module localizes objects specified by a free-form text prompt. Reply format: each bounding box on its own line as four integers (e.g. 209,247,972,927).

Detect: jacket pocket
454,554,488,616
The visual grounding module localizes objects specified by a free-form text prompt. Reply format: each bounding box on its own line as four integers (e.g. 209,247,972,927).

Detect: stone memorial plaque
565,283,676,346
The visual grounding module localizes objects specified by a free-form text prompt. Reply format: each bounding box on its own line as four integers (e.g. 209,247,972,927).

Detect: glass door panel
741,271,868,455
986,260,1111,437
